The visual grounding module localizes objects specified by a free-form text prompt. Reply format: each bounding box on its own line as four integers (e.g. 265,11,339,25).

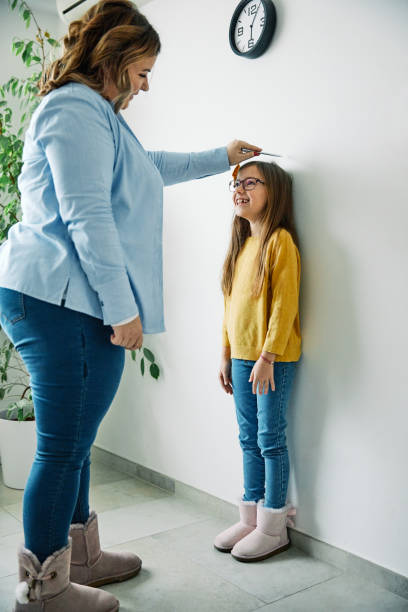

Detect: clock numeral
248,38,255,49
249,4,257,15
260,16,265,27
237,26,244,37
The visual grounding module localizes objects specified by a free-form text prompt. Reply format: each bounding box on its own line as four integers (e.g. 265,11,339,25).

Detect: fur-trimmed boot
213,501,257,553
69,511,141,587
14,540,119,611
231,501,296,562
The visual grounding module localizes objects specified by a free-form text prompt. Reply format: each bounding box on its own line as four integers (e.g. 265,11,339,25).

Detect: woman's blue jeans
0,288,125,563
231,358,297,509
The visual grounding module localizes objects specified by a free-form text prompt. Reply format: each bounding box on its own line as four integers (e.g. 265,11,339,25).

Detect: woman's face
233,165,268,223
106,55,157,109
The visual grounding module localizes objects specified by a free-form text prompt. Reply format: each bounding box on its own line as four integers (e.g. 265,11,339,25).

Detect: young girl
214,160,301,563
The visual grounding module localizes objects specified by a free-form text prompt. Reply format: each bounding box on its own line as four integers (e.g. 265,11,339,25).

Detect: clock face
234,1,266,54
229,0,276,59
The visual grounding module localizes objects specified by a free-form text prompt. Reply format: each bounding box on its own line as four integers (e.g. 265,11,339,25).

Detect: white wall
93,0,405,578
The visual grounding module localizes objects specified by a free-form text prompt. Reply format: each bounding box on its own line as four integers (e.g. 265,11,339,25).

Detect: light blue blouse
0,83,230,332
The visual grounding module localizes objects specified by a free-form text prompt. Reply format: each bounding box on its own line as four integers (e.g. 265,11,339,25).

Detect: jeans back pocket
0,288,26,326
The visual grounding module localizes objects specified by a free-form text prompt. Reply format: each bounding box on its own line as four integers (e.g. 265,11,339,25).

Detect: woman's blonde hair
39,0,161,112
221,161,299,298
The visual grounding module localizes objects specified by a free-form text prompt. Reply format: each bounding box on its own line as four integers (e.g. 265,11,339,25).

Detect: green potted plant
0,0,55,488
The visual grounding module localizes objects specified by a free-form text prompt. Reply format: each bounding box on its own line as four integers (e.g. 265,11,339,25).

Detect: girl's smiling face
233,164,268,224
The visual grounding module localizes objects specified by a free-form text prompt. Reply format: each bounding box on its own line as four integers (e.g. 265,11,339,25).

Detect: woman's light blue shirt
0,83,230,332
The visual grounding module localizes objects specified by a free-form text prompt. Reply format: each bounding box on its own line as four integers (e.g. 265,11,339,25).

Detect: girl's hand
111,316,143,350
227,140,262,165
249,357,275,395
219,356,233,395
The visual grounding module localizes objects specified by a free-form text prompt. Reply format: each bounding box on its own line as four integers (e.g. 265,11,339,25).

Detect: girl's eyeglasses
229,177,265,192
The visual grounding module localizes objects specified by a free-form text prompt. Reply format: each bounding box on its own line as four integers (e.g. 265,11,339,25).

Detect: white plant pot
0,409,36,489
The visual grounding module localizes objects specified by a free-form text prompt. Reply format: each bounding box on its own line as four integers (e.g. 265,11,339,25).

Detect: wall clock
229,0,277,59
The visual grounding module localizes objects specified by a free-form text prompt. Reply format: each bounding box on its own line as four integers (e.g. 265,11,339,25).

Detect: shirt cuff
262,339,284,356
96,273,139,326
112,314,139,326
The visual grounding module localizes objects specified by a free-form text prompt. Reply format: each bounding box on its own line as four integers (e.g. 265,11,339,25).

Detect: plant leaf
23,9,31,28
131,350,136,361
143,347,155,362
150,363,160,380
140,357,145,376
12,40,24,55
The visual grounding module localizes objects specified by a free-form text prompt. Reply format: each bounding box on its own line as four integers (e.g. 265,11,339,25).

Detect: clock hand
251,1,262,27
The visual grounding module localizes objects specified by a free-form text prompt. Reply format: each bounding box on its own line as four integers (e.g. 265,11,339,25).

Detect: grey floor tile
90,477,170,513
1,460,129,492
0,461,405,611
0,508,22,538
101,535,264,612
0,532,21,578
0,573,18,612
261,573,408,611
152,517,342,603
0,477,23,507
2,476,171,523
97,497,211,548
3,501,22,522
90,461,131,486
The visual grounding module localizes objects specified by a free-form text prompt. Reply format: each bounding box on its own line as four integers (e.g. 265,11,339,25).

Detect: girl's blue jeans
0,288,125,563
231,358,297,509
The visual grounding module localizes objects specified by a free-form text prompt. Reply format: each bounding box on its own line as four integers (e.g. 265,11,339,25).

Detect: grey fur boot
14,539,119,611
69,511,141,587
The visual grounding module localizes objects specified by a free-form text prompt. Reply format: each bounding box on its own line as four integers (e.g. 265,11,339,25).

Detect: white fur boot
231,501,296,562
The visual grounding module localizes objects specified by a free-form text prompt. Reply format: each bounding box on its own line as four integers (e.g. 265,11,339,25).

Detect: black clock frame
229,0,277,59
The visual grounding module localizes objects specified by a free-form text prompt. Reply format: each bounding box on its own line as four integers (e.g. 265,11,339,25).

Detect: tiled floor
0,460,407,611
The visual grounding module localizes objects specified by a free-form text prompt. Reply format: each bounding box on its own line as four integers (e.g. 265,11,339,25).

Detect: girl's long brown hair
39,0,161,113
221,161,299,297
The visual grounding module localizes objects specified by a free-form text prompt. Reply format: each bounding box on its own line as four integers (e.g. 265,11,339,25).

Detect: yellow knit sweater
222,228,301,362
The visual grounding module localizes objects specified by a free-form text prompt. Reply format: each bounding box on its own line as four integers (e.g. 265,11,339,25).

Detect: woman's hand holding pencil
227,140,262,165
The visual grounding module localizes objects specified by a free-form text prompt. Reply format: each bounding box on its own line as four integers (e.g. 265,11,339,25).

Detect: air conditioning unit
56,0,95,24
56,0,147,24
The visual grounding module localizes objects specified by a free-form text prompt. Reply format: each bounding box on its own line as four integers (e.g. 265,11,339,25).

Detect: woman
0,1,260,610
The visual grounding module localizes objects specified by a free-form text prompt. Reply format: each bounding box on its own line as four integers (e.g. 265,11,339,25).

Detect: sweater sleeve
263,231,300,356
